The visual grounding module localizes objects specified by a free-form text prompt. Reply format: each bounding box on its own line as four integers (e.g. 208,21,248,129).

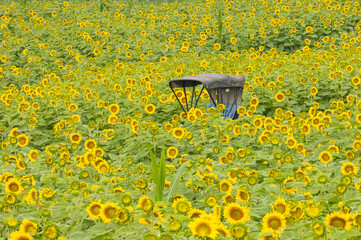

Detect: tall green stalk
149,146,166,202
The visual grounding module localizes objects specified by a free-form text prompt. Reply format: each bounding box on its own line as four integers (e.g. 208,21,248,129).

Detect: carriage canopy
169,74,246,119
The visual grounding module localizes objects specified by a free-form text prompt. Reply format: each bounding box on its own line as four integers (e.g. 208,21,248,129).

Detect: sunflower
318,150,332,164
109,103,120,114
189,216,218,239
310,87,318,95
237,106,246,116
352,140,361,151
172,128,184,139
116,207,129,223
272,198,289,215
224,203,250,224
86,200,102,219
43,225,59,239
356,113,361,123
290,203,304,220
84,139,97,151
68,104,78,112
97,162,109,174
4,194,16,205
137,196,153,212
340,162,358,176
166,146,178,159
69,133,82,143
135,178,147,190
108,115,118,125
212,204,222,220
5,179,23,195
229,223,248,239
205,195,218,207
169,218,182,231
352,76,361,86
336,183,347,195
285,137,297,149
143,232,158,240
40,188,56,199
159,234,172,240
236,189,250,202
72,115,81,122
188,208,205,219
212,222,228,237
214,43,221,51
20,220,37,234
100,202,119,223
325,211,352,230
274,92,284,102
113,186,124,193
172,198,191,214
328,144,339,153
28,150,39,162
312,222,325,236
222,194,236,204
145,104,155,114
17,134,29,147
8,231,33,240
26,189,37,204
9,128,21,137
305,200,320,217
6,218,17,226
262,212,286,233
346,150,355,160
121,193,133,206
16,159,26,171
302,124,311,134
249,97,259,106
353,213,361,228
219,179,233,194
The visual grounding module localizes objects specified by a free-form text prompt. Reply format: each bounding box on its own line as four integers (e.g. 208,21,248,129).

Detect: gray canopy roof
169,74,246,89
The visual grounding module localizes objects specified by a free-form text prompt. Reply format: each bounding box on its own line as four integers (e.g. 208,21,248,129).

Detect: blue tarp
205,103,240,120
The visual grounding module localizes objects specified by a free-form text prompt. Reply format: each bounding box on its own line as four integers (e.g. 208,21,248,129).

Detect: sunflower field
1,0,361,239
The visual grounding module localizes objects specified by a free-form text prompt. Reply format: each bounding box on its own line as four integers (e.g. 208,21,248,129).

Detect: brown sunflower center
169,149,176,156
291,208,303,219
269,218,281,229
345,166,354,173
19,137,26,144
90,205,101,215
9,183,19,192
105,207,117,219
221,183,230,191
331,217,346,228
239,192,248,200
275,204,286,214
46,227,57,238
230,208,244,220
98,165,106,172
110,106,117,113
195,223,211,236
141,199,152,211
178,202,190,212
18,236,31,240
25,224,36,233
72,135,79,141
231,226,245,238
355,215,361,225
322,154,330,161
87,142,95,149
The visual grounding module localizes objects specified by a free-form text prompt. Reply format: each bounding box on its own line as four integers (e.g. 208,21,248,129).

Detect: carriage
169,74,246,119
